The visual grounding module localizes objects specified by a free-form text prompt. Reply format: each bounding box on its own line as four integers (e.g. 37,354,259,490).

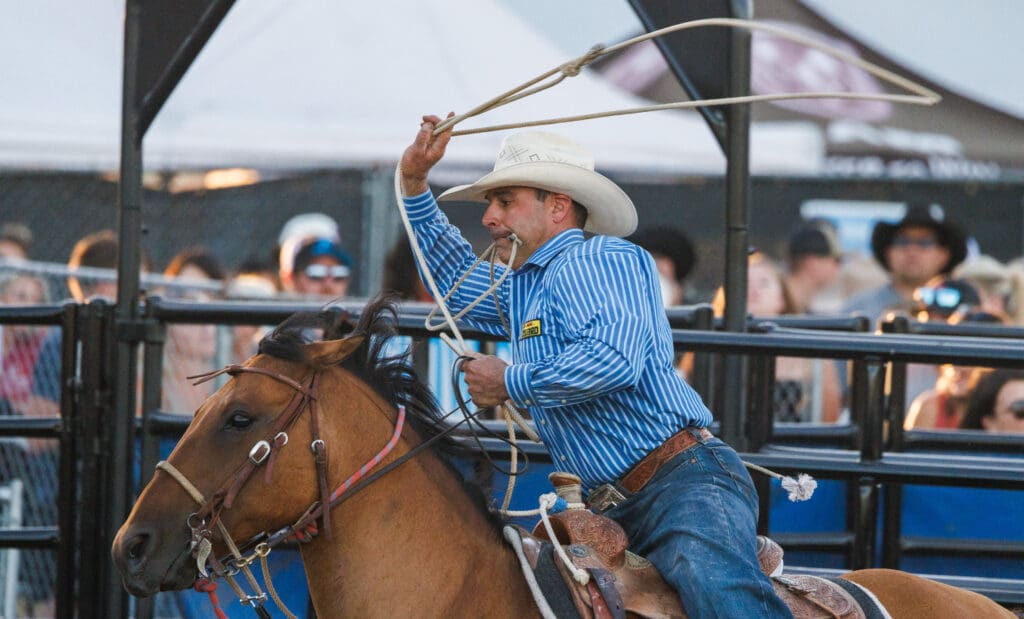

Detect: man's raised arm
399,113,454,196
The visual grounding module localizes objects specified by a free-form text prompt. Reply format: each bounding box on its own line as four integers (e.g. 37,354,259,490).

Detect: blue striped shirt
404,190,712,490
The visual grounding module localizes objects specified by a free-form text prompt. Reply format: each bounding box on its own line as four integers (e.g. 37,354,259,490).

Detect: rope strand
431,17,939,138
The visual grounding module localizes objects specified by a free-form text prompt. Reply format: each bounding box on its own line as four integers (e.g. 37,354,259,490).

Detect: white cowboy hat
438,132,637,237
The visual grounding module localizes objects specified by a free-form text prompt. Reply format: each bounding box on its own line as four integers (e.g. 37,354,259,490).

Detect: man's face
803,254,841,287
0,239,27,261
293,256,350,298
885,226,950,288
481,187,559,269
747,260,786,316
984,379,1024,434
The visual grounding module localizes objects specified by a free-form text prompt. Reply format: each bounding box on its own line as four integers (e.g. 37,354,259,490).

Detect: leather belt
619,427,713,494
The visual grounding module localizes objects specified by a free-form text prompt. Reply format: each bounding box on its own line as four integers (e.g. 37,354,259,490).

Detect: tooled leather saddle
504,475,880,619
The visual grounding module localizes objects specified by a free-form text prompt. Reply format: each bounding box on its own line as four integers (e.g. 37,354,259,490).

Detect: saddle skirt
504,509,883,619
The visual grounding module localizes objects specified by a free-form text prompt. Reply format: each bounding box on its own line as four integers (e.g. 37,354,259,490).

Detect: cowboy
844,203,968,323
399,115,791,618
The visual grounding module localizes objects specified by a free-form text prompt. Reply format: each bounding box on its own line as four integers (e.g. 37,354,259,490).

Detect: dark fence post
882,316,910,569
55,303,79,619
76,300,116,617
133,314,166,619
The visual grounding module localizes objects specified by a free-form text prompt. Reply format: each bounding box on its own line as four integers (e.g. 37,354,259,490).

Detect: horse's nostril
127,533,150,565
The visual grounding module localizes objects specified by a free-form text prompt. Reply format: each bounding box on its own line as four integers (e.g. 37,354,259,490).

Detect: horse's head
112,303,412,596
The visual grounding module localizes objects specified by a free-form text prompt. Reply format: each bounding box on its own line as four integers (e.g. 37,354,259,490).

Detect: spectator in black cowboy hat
838,204,968,412
843,203,967,324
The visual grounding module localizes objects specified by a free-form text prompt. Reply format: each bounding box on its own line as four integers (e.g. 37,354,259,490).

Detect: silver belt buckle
588,483,628,512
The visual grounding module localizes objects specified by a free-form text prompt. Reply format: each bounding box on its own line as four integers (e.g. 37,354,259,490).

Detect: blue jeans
605,430,791,618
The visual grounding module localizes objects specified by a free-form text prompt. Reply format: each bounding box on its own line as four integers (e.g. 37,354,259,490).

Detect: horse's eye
225,411,254,430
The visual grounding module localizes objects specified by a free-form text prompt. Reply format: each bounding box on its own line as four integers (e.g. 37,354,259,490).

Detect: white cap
277,213,340,246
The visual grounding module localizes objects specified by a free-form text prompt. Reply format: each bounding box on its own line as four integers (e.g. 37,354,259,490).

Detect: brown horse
112,297,1014,618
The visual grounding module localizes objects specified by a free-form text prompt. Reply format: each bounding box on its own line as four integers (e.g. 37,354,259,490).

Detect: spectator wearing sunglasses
285,237,353,299
912,277,981,323
843,203,967,325
960,368,1024,434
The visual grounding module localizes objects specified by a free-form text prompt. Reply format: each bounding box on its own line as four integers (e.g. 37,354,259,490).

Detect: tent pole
720,0,753,451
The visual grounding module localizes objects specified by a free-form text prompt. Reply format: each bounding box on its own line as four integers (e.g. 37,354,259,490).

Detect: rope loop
430,17,940,138
560,43,605,77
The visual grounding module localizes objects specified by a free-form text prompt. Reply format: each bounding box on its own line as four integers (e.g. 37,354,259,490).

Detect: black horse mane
257,295,503,531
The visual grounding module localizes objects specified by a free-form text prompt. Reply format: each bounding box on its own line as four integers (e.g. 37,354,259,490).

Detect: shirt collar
519,228,584,271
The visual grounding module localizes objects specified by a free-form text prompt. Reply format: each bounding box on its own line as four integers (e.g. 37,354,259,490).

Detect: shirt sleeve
504,247,652,408
403,191,509,337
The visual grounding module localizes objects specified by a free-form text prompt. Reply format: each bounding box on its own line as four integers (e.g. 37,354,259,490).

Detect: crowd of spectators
4,203,1024,436
2,200,1024,614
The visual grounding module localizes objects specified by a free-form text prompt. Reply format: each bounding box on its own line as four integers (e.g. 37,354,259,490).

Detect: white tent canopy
0,0,823,178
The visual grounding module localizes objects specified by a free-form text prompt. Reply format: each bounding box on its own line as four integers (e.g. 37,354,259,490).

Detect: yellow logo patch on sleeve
520,319,542,339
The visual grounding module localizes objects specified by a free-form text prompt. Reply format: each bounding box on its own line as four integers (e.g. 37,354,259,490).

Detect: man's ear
548,193,573,225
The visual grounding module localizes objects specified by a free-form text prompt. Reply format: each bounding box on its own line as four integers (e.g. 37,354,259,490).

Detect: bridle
155,362,408,618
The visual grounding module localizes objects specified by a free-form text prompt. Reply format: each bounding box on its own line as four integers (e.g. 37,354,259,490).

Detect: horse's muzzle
112,523,197,596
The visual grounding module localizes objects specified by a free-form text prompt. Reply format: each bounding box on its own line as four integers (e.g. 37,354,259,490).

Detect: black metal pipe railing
0,302,76,618
117,299,1015,602
0,305,66,325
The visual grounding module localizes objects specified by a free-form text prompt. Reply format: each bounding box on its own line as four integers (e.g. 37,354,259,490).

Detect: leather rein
156,362,410,616
156,359,497,616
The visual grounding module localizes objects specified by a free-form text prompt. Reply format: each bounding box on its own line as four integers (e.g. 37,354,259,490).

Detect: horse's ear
305,336,364,366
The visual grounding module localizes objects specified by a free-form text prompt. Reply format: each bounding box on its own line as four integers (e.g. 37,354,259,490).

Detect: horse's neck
299,447,539,618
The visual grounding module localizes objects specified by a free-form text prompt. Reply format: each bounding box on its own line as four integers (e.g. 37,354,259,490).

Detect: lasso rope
392,166,538,513
505,493,591,585
432,17,939,137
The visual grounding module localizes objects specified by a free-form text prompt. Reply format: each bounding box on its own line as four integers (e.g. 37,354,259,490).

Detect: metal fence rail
4,298,1024,615
0,303,76,619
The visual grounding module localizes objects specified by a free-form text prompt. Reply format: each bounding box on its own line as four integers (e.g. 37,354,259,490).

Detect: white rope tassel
781,473,818,502
743,461,817,502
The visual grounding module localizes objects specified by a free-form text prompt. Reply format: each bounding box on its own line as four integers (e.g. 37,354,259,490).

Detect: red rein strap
279,405,408,544
194,578,229,619
331,405,406,501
